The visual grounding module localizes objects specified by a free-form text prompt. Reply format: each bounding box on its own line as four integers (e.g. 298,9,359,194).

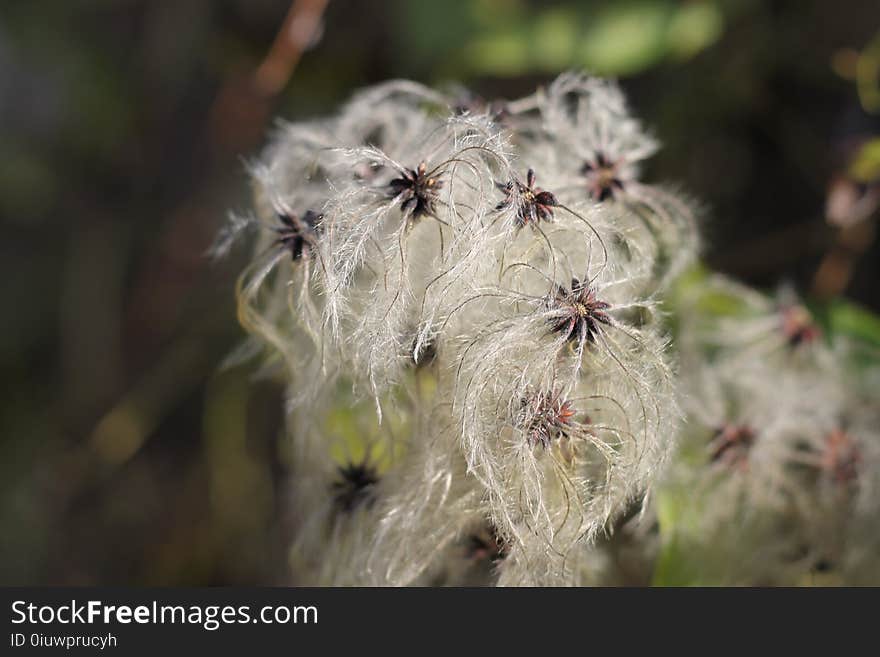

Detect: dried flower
275,209,322,260
388,161,444,219
518,388,578,448
582,152,625,202
495,168,559,228
709,423,756,470
333,461,380,512
547,278,612,346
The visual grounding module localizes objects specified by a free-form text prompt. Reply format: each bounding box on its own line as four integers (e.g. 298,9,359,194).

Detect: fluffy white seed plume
527,73,699,290
658,276,880,584
229,74,697,586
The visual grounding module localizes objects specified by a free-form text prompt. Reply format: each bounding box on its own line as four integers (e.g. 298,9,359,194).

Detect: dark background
1,0,878,585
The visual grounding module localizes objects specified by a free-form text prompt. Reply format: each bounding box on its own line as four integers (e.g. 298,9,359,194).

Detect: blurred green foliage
656,264,880,585
398,0,726,78
849,138,880,182
826,299,880,347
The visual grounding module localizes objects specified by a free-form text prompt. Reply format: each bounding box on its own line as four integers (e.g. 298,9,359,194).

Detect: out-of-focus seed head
466,523,508,563
819,428,861,487
332,461,380,512
582,152,625,202
275,209,322,260
780,304,821,348
709,423,756,470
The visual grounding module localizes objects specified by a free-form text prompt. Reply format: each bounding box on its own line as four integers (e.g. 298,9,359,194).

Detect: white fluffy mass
229,73,699,585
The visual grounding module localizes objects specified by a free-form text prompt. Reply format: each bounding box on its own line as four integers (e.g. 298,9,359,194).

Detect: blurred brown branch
255,0,330,97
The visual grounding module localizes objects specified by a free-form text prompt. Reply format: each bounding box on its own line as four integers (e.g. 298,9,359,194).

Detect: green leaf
667,264,749,317
848,138,880,183
652,488,702,586
827,299,880,347
461,29,532,76
579,2,670,75
652,536,698,586
667,2,724,60
532,8,579,71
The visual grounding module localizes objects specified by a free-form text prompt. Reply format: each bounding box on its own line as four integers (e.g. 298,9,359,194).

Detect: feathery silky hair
227,73,699,585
